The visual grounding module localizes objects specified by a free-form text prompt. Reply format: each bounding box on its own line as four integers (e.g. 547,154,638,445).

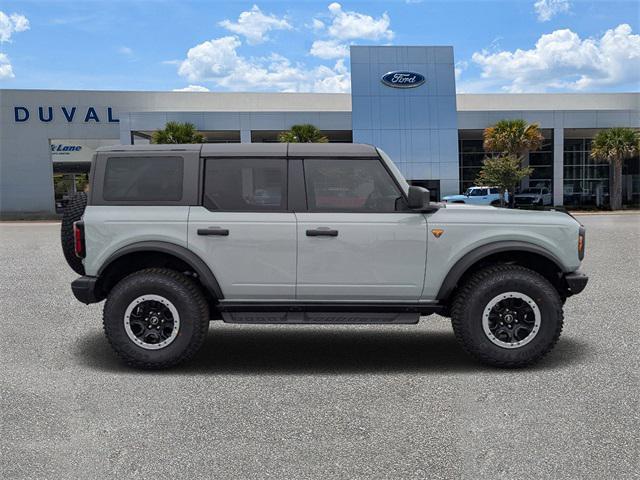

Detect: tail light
73,221,86,258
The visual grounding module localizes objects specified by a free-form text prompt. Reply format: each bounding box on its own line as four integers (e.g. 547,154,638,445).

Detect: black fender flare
98,241,224,299
436,241,567,301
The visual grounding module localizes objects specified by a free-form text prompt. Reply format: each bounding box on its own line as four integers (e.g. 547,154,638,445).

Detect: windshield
465,188,486,196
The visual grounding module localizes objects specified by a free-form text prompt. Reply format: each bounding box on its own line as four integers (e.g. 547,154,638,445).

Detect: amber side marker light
432,229,444,238
578,226,586,260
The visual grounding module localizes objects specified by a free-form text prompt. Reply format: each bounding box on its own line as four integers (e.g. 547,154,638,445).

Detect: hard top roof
96,143,379,158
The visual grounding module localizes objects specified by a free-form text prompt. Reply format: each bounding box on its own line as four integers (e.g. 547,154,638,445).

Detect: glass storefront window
459,130,553,194
562,137,611,208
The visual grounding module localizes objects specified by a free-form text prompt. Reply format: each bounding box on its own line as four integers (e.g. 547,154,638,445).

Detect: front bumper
564,270,589,296
71,276,103,304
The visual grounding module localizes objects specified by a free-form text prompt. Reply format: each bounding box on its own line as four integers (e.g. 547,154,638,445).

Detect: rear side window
203,158,287,211
490,188,499,194
303,159,404,212
103,156,183,201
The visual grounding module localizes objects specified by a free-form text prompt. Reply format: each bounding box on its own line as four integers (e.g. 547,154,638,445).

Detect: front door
296,158,427,301
188,157,296,300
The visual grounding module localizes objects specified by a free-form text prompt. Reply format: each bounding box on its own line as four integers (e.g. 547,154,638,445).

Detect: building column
240,129,251,143
119,115,133,145
553,127,564,206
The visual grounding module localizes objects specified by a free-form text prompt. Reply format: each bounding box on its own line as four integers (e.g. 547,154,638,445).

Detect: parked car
442,186,507,206
515,187,553,206
62,143,587,369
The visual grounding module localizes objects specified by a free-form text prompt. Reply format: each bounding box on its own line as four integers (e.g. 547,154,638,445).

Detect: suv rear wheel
103,268,209,369
451,264,563,368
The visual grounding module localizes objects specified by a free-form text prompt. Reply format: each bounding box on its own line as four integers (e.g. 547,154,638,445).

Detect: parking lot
1,214,638,479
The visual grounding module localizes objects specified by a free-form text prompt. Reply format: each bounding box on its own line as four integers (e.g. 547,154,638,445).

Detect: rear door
188,157,296,300
295,157,427,301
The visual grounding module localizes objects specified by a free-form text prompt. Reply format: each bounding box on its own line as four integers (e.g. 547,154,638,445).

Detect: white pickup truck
442,186,507,206
62,143,588,369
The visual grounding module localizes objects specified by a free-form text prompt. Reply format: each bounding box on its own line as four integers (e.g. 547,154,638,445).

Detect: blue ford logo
381,71,425,88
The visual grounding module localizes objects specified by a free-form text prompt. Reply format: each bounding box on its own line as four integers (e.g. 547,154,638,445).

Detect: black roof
96,143,379,158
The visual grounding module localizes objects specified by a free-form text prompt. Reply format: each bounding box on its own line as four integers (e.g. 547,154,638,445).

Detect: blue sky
0,0,638,93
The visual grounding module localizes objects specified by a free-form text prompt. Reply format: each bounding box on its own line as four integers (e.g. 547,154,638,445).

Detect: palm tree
483,119,544,158
151,121,204,144
278,124,328,143
590,127,640,210
483,119,544,207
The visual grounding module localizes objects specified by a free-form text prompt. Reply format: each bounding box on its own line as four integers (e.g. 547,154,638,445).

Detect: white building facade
1,45,638,216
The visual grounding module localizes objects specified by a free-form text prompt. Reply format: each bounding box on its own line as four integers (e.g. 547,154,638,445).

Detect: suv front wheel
103,268,209,369
451,264,563,368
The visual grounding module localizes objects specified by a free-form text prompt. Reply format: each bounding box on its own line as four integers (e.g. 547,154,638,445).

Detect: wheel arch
436,241,568,302
97,241,224,302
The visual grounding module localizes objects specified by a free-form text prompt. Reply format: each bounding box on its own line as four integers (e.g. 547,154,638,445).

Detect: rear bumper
71,276,103,304
564,270,589,296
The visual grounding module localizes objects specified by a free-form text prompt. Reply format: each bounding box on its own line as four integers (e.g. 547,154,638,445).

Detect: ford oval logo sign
381,71,425,88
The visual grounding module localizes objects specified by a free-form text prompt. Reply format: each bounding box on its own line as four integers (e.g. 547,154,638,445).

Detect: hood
436,203,578,226
442,194,467,201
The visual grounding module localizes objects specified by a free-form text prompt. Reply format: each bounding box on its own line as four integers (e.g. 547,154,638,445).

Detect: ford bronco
62,143,588,369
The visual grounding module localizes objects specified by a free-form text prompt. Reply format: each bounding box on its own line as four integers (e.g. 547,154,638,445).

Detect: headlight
578,226,586,260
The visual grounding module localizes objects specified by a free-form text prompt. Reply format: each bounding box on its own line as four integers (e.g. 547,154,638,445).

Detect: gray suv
63,143,588,369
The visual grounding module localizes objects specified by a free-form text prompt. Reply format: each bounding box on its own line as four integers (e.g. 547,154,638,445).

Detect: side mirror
407,185,431,210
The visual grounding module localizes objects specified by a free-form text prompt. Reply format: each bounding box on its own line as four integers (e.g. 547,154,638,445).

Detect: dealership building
1,45,638,216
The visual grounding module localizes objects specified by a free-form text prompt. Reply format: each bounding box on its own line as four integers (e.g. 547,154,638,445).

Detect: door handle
306,228,338,237
197,227,229,236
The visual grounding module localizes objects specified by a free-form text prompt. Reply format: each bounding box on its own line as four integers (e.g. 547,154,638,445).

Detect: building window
251,130,353,143
459,130,553,195
458,134,489,194
563,138,610,207
528,136,553,192
132,130,241,144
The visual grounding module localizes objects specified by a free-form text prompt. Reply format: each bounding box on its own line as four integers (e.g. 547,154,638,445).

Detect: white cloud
311,59,351,93
308,3,393,59
311,18,325,31
0,52,14,79
173,85,210,92
324,3,393,41
219,5,291,45
118,46,133,56
0,11,29,43
471,24,640,92
177,35,350,93
310,39,349,59
178,36,243,82
534,0,570,22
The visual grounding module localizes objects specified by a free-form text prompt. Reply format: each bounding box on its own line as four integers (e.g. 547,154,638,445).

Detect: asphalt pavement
1,215,638,479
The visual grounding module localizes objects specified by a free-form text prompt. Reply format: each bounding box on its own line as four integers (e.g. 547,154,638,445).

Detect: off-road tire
451,264,563,368
103,268,210,369
60,192,87,275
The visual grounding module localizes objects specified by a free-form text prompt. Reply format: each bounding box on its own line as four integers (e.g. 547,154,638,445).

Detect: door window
303,159,405,212
203,158,287,211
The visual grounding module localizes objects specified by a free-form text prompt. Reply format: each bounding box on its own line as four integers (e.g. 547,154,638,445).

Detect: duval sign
14,106,119,123
381,71,426,88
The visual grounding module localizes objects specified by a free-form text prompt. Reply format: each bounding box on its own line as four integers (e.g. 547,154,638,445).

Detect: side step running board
216,302,444,325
